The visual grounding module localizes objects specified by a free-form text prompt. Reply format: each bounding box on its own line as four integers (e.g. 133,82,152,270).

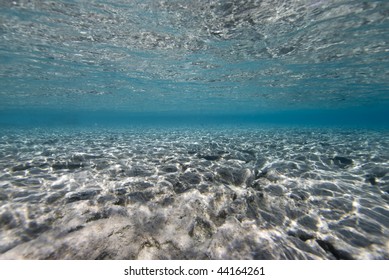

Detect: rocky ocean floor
0,127,388,260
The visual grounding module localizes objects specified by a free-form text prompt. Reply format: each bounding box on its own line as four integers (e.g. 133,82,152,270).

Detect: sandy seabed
0,127,388,259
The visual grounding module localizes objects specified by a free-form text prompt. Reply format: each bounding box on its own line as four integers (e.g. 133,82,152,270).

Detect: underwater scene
0,0,388,259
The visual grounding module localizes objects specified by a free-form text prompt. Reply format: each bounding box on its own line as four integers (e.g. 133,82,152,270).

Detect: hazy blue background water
1,0,388,128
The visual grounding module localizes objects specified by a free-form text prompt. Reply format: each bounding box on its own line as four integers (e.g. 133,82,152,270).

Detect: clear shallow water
0,0,389,259
0,127,388,259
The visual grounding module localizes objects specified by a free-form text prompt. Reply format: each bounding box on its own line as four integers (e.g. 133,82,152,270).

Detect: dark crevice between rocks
287,230,314,242
85,211,109,223
95,251,113,260
68,225,85,233
316,239,353,260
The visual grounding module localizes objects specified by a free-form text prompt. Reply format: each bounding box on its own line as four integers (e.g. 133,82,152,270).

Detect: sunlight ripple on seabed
0,128,388,260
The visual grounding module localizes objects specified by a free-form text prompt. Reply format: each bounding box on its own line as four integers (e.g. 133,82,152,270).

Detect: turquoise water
0,1,389,259
1,0,388,127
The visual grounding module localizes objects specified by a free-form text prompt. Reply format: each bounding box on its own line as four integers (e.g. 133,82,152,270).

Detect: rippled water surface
1,0,388,112
0,0,388,260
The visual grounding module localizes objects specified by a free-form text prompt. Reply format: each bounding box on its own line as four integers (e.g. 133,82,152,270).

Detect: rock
289,190,310,201
52,161,84,170
381,185,389,194
358,219,383,235
202,172,214,182
0,211,16,228
46,192,65,204
161,165,178,173
287,229,314,242
316,239,353,260
359,208,389,227
256,168,281,182
133,181,153,189
370,166,388,178
327,198,353,212
297,215,318,231
365,175,377,185
259,210,284,226
264,185,284,196
179,172,201,185
12,190,36,199
11,163,32,172
25,221,49,236
373,207,389,217
188,217,215,242
97,194,116,204
320,209,344,220
112,187,127,195
338,229,372,248
66,189,101,203
216,167,251,186
127,166,153,177
0,191,9,201
20,192,44,203
200,155,220,161
312,183,339,197
333,156,353,167
128,191,154,203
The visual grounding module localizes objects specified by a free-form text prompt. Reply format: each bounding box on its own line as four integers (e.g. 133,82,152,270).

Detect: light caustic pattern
0,128,388,259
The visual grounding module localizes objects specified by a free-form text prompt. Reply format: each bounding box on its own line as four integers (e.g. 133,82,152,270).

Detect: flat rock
200,155,220,161
161,165,178,173
297,215,318,231
264,184,284,196
333,156,353,168
66,189,101,203
216,167,251,186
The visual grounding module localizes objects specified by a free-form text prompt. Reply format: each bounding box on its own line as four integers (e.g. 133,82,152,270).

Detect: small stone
370,166,388,178
12,190,35,199
216,167,251,186
297,215,318,231
333,156,353,167
52,161,84,170
338,229,372,248
359,208,389,227
11,163,31,172
26,221,49,235
264,184,284,196
365,175,377,185
327,198,353,212
188,217,214,242
97,194,116,204
289,190,310,201
179,172,201,185
374,207,389,217
200,155,220,161
358,219,382,235
0,211,15,228
287,229,314,242
0,191,9,201
312,183,338,197
380,185,389,194
161,165,178,173
128,191,154,203
126,166,153,177
66,189,101,203
46,192,65,204
112,187,127,195
316,239,353,260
